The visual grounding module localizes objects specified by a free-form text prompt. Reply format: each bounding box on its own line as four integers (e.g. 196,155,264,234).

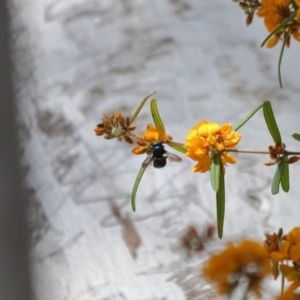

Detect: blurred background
4,0,300,299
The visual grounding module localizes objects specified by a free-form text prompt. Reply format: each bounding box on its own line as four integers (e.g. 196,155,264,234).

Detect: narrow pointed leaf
278,32,288,88
210,152,221,192
233,103,263,131
263,101,282,144
216,164,225,239
271,159,285,195
131,166,147,211
167,143,187,154
260,12,296,48
129,92,156,125
150,99,165,130
281,162,289,192
292,133,300,142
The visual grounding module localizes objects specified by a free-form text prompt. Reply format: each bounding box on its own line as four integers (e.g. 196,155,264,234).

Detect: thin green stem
284,151,300,155
281,272,285,296
225,148,300,156
166,140,185,146
225,149,270,155
278,31,288,88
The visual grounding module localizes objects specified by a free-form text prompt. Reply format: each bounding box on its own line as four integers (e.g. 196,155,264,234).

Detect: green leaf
260,11,296,48
167,143,187,154
150,99,165,130
233,103,263,131
131,165,147,211
271,159,285,195
281,162,289,192
210,152,221,192
216,164,225,239
278,32,288,88
263,101,282,144
129,92,156,125
292,133,300,142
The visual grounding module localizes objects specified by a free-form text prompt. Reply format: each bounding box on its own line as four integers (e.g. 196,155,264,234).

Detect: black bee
142,142,182,168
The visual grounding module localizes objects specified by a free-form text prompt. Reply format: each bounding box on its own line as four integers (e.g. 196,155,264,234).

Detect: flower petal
144,125,168,142
192,156,211,173
221,153,237,164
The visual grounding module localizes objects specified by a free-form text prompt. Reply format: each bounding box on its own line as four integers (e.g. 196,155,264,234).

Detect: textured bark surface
9,0,300,299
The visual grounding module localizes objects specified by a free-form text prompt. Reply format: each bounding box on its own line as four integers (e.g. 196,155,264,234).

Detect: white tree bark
9,0,300,299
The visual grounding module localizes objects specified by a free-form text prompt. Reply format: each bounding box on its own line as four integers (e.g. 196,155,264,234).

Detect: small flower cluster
202,240,271,298
264,142,300,166
257,0,300,48
265,227,300,297
94,111,136,144
185,120,241,173
237,0,300,48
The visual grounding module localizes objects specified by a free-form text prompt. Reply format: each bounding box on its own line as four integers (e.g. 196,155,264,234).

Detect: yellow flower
221,152,237,164
185,120,241,173
271,227,300,263
287,227,300,244
202,240,271,298
143,124,168,142
286,227,300,263
256,0,291,31
132,125,170,155
256,0,300,48
191,156,211,173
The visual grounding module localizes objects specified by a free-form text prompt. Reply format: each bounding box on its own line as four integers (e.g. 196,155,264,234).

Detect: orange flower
132,125,170,155
185,120,241,173
202,240,270,298
286,227,300,263
256,0,300,48
271,227,300,263
256,0,291,31
143,124,168,142
266,227,300,292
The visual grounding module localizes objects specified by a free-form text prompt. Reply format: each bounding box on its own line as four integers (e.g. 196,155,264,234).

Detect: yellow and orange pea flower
202,240,271,298
256,0,300,47
185,120,241,173
132,125,170,155
271,227,300,263
267,227,300,292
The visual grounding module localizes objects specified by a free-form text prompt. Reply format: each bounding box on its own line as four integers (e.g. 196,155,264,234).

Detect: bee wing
142,153,153,167
166,151,182,163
